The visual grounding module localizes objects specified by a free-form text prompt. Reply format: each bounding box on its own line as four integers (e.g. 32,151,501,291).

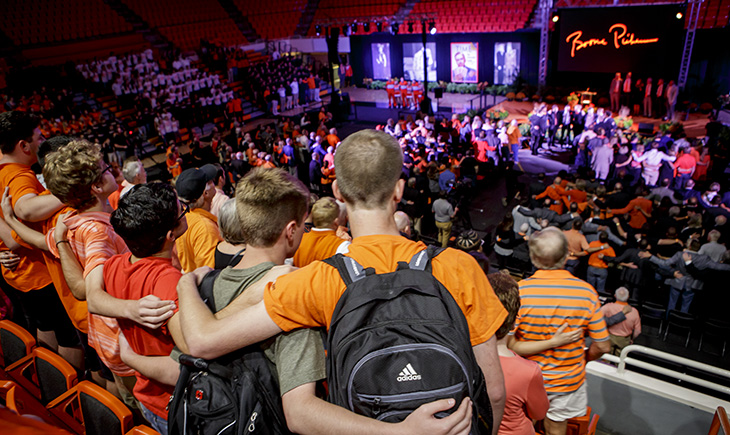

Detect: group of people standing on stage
527,103,617,156
609,72,679,120
385,78,425,109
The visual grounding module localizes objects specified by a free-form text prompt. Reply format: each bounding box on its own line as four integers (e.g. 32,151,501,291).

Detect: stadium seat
663,310,695,347
4,347,78,405
698,318,730,357
47,380,134,435
0,319,36,371
640,302,666,337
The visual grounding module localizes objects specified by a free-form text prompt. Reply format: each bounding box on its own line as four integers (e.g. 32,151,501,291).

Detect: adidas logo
396,363,422,382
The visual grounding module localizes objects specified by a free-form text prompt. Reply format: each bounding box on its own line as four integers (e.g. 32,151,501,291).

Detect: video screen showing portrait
494,42,520,85
371,43,391,80
403,42,436,82
451,43,479,83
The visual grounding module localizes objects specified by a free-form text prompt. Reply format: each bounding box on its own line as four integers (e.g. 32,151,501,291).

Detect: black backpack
167,270,292,435
322,246,492,433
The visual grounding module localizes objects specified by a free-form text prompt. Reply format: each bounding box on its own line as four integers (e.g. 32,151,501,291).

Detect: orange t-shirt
38,199,89,333
499,352,549,435
174,208,221,273
587,241,615,269
105,253,181,419
0,163,53,292
46,211,133,377
264,235,507,347
292,229,348,267
107,183,125,211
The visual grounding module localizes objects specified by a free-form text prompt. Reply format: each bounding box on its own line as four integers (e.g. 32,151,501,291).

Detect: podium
580,90,597,105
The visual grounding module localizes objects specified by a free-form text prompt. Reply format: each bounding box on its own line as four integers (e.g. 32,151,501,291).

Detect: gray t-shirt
432,198,454,222
174,263,326,396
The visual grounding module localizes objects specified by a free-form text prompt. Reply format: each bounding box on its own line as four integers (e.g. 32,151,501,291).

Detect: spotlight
552,15,559,23
407,21,414,33
351,22,358,34
342,25,348,36
429,21,436,35
364,22,370,32
391,22,399,35
315,25,322,36
376,21,383,32
676,12,683,19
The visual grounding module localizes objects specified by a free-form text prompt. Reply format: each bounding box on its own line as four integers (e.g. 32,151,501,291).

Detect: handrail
599,345,730,396
709,407,729,435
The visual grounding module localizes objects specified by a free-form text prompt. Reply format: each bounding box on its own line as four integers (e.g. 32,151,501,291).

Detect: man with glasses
173,168,221,272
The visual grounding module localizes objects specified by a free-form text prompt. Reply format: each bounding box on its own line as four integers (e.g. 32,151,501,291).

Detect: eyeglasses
101,164,114,175
177,202,190,221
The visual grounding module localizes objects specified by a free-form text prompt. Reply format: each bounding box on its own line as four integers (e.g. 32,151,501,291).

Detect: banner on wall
371,43,391,79
403,42,436,82
494,42,520,85
450,42,479,83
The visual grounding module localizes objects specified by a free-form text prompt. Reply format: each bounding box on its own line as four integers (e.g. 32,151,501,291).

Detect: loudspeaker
326,27,340,65
638,122,654,135
434,88,443,99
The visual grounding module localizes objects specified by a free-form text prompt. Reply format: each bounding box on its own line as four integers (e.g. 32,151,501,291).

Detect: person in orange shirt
608,187,652,230
292,197,350,267
0,112,80,369
399,79,408,108
166,145,183,179
174,168,222,272
586,232,614,292
534,177,567,214
178,129,508,431
386,78,396,108
326,128,340,149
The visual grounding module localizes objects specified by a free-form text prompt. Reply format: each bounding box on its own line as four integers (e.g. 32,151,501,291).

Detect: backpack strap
408,245,445,272
198,269,223,312
322,254,369,286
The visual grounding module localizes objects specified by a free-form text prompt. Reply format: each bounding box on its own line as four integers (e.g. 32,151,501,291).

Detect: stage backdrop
494,42,520,85
371,43,391,79
403,42,437,81
556,5,685,75
350,32,539,87
451,42,478,83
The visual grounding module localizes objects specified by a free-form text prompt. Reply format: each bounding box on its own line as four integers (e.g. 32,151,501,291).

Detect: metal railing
600,345,730,397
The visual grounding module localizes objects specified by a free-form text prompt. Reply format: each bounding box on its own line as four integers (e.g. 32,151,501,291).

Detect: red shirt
104,253,181,419
499,352,549,435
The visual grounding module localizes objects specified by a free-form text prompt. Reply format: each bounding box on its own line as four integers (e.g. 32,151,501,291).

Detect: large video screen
494,42,520,85
451,43,479,83
403,42,437,82
556,5,685,74
371,43,391,80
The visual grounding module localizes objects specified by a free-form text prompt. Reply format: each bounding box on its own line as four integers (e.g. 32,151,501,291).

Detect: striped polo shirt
513,269,608,395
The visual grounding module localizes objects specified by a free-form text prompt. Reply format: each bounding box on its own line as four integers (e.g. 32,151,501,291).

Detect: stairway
102,0,173,50
217,0,260,43
294,0,321,37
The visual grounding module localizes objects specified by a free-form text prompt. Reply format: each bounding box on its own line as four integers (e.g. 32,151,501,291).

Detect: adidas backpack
167,269,292,435
322,246,492,432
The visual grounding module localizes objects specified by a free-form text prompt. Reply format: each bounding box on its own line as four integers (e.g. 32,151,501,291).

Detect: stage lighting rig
342,25,349,36
351,22,358,34
391,22,399,35
407,21,414,33
315,25,322,36
376,21,383,32
428,20,436,34
676,12,683,19
551,14,559,22
364,22,370,32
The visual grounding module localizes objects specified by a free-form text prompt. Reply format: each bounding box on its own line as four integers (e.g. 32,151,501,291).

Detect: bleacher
406,0,535,33
122,0,247,50
233,0,306,40
0,0,133,46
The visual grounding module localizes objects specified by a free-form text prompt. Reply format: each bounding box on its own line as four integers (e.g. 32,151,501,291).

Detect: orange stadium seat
47,380,134,435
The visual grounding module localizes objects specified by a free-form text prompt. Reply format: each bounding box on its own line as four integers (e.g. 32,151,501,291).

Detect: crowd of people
0,44,728,435
608,72,679,120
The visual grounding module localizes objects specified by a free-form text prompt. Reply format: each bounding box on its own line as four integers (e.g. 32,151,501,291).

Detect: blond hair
334,129,403,210
311,197,339,228
43,139,103,211
235,167,309,247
